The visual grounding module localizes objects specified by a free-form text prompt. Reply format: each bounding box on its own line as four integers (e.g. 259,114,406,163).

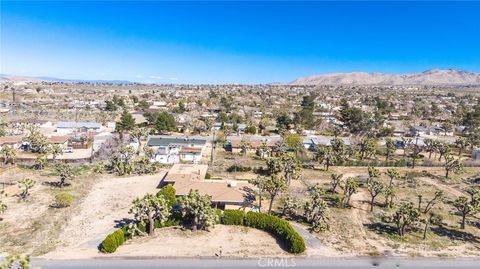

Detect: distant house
48,135,69,148
56,121,102,134
408,126,428,136
0,136,22,149
147,136,207,164
160,164,254,210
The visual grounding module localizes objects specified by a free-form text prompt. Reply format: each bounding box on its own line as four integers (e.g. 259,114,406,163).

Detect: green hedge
101,229,125,253
220,210,306,254
222,210,245,225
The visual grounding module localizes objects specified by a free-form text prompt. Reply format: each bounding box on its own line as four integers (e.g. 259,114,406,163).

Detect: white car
62,147,74,153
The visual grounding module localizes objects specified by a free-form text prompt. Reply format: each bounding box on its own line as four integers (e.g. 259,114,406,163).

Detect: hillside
290,69,480,85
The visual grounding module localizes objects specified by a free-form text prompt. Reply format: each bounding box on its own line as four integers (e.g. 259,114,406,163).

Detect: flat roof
147,136,207,147
57,121,102,129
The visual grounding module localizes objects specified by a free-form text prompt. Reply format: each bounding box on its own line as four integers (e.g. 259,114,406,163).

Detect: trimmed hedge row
221,210,306,254
101,229,125,253
101,218,179,253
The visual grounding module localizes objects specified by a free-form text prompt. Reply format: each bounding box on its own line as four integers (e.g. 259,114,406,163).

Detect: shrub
243,211,305,254
54,192,74,208
222,210,245,225
101,229,125,253
205,172,211,179
154,218,180,229
226,164,252,172
156,184,177,207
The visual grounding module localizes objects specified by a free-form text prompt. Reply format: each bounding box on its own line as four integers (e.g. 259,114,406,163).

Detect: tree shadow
431,226,480,243
42,181,71,188
364,222,398,236
114,217,134,229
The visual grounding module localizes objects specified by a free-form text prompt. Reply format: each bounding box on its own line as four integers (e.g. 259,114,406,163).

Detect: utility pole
210,128,215,166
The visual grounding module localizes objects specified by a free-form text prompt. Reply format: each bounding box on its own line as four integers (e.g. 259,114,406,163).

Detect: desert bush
221,209,245,225
101,229,125,253
219,210,305,254
156,184,177,207
226,164,252,172
53,192,74,208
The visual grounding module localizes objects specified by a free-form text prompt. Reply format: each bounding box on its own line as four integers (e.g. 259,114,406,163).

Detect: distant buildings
146,135,207,164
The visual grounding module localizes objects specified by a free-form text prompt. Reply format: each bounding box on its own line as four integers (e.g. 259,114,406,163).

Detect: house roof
0,136,22,145
147,136,206,147
173,180,250,203
57,121,101,129
48,135,69,144
161,163,252,204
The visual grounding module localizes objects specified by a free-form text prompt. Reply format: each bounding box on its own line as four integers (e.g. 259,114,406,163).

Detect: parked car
62,147,74,153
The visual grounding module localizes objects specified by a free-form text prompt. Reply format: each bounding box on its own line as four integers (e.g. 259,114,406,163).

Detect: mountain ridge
290,69,480,85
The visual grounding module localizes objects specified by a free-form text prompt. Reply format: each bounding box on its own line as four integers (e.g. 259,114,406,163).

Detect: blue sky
1,1,480,84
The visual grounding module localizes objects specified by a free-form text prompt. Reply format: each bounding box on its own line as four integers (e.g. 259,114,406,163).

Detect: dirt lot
42,173,164,259
299,166,480,257
112,225,288,258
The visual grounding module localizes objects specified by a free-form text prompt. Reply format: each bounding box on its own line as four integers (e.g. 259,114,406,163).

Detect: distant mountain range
290,69,480,85
0,74,135,84
2,69,480,86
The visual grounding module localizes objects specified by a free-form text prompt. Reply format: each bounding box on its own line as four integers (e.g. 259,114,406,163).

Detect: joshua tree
54,162,75,187
0,190,7,216
109,145,136,175
330,173,343,193
23,128,50,154
384,185,395,208
423,139,437,159
401,137,413,158
437,143,450,162
0,146,16,165
330,137,347,163
266,152,301,186
17,178,36,201
262,173,287,214
393,202,420,236
422,212,443,240
239,139,252,156
452,188,480,229
385,138,396,161
357,137,377,160
33,154,48,170
444,154,463,179
179,190,218,231
281,194,300,218
408,144,423,169
385,168,400,187
48,144,63,161
422,191,444,214
303,184,330,232
367,178,384,212
342,177,359,208
0,254,39,269
315,146,337,171
454,137,470,158
130,193,171,235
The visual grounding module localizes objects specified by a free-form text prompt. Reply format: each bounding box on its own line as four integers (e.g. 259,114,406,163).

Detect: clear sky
1,1,480,84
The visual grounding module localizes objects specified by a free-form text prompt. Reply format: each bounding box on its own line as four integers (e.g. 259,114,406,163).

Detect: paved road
30,257,480,269
290,223,322,248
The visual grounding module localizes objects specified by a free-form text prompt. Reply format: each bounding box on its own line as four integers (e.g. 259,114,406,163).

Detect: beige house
160,164,254,210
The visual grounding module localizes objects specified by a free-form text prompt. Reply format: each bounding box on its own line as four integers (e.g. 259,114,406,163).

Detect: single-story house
147,136,207,164
48,135,69,148
160,164,254,210
0,136,22,149
56,121,102,134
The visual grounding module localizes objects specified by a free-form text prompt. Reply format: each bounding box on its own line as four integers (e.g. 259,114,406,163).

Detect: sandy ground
42,173,163,259
113,225,289,258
